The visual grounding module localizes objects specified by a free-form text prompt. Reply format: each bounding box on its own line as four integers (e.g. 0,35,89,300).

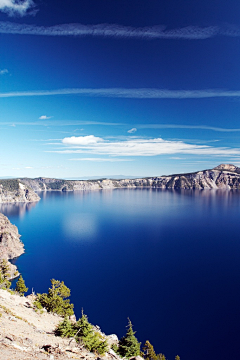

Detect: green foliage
118,319,141,358
55,317,76,338
35,279,74,316
0,259,11,289
0,179,19,191
74,312,108,354
158,354,166,360
111,343,119,353
55,311,108,355
142,340,159,360
15,275,28,296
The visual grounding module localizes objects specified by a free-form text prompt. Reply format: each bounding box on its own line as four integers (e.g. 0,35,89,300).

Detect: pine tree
0,259,11,289
118,318,141,358
55,317,76,337
175,356,180,360
142,340,159,360
15,275,28,296
35,279,74,316
158,354,166,360
74,311,108,354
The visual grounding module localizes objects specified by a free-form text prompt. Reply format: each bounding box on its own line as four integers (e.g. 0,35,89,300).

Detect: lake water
1,188,240,360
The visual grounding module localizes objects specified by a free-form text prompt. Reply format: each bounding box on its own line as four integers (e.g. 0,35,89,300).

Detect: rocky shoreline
0,164,240,206
19,163,240,194
0,213,24,279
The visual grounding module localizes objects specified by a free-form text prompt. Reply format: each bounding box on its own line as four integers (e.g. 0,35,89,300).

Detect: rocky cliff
0,213,24,278
1,164,239,204
0,180,40,204
20,163,240,192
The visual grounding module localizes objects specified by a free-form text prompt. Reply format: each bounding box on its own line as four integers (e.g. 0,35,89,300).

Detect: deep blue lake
1,188,240,360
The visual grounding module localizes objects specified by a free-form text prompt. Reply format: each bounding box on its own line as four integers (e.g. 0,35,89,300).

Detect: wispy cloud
128,128,137,134
39,115,52,120
0,0,35,17
138,124,240,132
0,68,8,75
1,21,240,40
51,136,240,157
3,87,240,99
69,158,132,162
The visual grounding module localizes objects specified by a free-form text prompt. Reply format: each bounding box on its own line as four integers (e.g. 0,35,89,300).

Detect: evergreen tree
175,356,180,360
158,354,166,360
35,279,74,316
142,340,159,360
15,275,28,296
118,318,141,358
74,311,108,354
0,259,11,289
55,317,76,337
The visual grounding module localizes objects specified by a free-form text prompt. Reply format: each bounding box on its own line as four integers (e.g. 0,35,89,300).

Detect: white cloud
128,128,137,134
0,68,8,75
1,21,239,40
39,115,52,120
53,136,240,158
24,166,33,169
69,158,132,162
3,87,240,100
62,135,103,146
0,0,35,17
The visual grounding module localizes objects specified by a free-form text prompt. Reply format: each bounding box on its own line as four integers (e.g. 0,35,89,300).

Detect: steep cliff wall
0,180,40,203
0,213,24,278
20,164,240,192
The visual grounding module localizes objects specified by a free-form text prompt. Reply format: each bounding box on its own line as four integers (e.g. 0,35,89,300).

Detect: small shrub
55,317,76,338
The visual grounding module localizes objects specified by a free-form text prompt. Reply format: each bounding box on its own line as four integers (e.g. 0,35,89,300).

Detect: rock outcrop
20,163,240,192
1,164,240,204
0,180,40,204
0,213,24,278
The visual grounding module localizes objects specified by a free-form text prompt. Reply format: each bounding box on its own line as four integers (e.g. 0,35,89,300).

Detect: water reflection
63,213,97,241
0,201,37,218
1,188,240,220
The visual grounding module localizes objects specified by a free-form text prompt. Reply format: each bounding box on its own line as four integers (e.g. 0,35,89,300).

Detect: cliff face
0,180,40,204
20,163,240,192
0,213,24,278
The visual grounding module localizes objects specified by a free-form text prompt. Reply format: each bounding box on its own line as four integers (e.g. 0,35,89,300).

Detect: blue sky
1,0,240,178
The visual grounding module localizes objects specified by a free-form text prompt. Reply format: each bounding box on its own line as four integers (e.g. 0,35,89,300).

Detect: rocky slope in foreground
20,163,240,192
0,213,24,278
0,289,122,360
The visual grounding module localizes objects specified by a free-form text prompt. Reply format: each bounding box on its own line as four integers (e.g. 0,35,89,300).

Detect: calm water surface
1,189,240,360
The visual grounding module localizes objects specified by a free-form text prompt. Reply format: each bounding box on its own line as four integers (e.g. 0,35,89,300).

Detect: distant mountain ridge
0,164,240,203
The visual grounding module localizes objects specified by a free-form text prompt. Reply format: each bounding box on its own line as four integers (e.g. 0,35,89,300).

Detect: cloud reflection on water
63,213,97,242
